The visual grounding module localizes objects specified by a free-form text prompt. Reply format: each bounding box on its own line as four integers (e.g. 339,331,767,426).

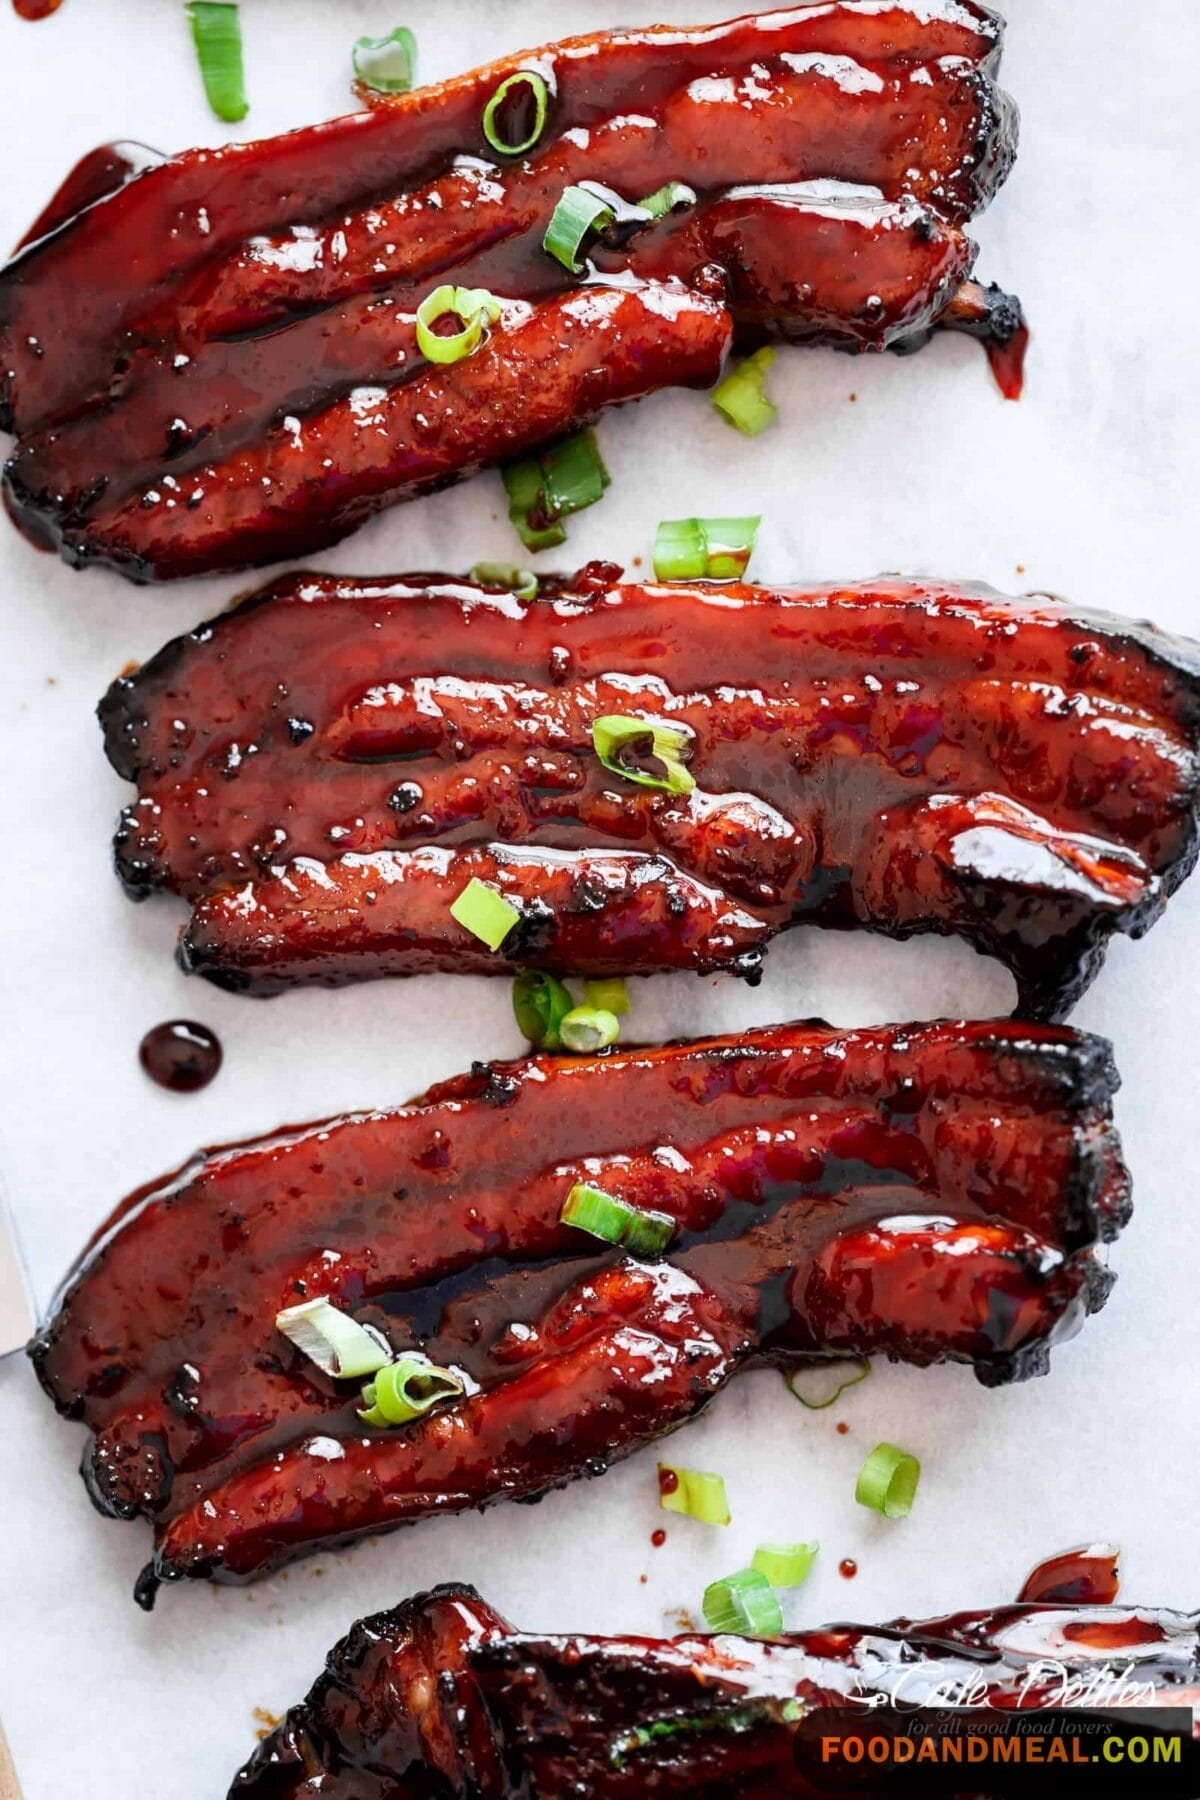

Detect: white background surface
0,2,1197,1794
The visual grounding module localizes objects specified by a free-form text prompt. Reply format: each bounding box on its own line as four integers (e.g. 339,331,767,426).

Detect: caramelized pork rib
31,1020,1129,1603
101,572,1200,1018
230,1584,1200,1798
0,1,1019,581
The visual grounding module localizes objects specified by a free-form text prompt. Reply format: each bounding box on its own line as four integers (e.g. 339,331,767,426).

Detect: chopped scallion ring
711,347,778,436
502,429,610,550
592,714,695,796
559,1005,620,1053
638,181,697,219
358,1354,465,1426
562,1181,674,1256
512,969,574,1048
783,1357,871,1411
352,27,417,95
583,976,629,1015
468,562,539,600
702,1568,783,1637
186,2,248,124
544,183,615,273
653,516,761,582
657,1463,730,1525
856,1442,921,1518
275,1298,391,1379
450,877,521,950
751,1540,819,1588
415,284,502,365
482,70,550,156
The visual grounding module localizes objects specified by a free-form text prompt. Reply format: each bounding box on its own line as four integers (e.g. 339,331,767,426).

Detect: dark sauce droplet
139,1020,223,1092
657,1468,680,1497
835,1421,849,1435
838,1558,858,1580
651,1528,667,1547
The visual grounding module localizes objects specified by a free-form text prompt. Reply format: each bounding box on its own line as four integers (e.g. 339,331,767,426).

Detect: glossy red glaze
101,570,1200,1018
839,1557,858,1579
228,1584,1200,1797
0,2,1020,581
32,1018,1129,1603
1019,1545,1121,1606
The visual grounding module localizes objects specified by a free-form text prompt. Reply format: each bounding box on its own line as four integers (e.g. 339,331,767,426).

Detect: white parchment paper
0,1,1197,1793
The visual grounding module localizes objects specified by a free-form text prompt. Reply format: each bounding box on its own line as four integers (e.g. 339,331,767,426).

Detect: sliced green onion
610,1703,795,1768
856,1442,921,1518
502,429,610,551
482,70,550,156
638,180,697,219
559,1005,620,1053
358,1354,465,1426
450,877,521,950
544,184,615,273
352,27,416,95
592,714,695,797
712,348,778,436
653,516,761,582
784,1356,871,1411
512,969,574,1048
562,1181,674,1256
415,284,502,366
752,1540,819,1588
583,976,629,1015
657,1463,730,1525
468,562,539,601
274,1298,391,1379
186,2,248,125
502,457,567,551
703,1568,783,1637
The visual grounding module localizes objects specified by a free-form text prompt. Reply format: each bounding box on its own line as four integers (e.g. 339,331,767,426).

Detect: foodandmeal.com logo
790,1667,1199,1795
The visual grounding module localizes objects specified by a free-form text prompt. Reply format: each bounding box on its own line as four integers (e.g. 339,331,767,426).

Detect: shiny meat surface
230,1583,1200,1796
0,2,1020,580
31,1019,1129,1604
101,570,1200,1017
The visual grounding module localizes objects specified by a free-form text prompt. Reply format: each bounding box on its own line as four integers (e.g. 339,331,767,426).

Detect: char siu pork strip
0,1,1020,581
230,1583,1200,1798
101,571,1200,1018
32,1019,1129,1605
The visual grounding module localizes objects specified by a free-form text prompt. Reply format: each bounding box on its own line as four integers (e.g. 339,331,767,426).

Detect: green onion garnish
702,1568,783,1637
856,1442,921,1518
592,714,695,796
658,1463,730,1525
751,1540,819,1588
274,1297,391,1379
562,1181,674,1255
186,2,248,124
415,284,502,366
502,429,610,551
653,516,761,582
559,1005,620,1053
468,562,539,600
352,27,416,95
638,181,697,219
358,1354,465,1426
482,69,550,156
583,976,629,1015
450,877,521,950
783,1356,871,1411
711,348,778,437
544,183,615,273
512,969,574,1048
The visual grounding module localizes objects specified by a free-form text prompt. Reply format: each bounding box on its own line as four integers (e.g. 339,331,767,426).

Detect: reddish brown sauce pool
1018,1546,1120,1606
139,1020,223,1093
